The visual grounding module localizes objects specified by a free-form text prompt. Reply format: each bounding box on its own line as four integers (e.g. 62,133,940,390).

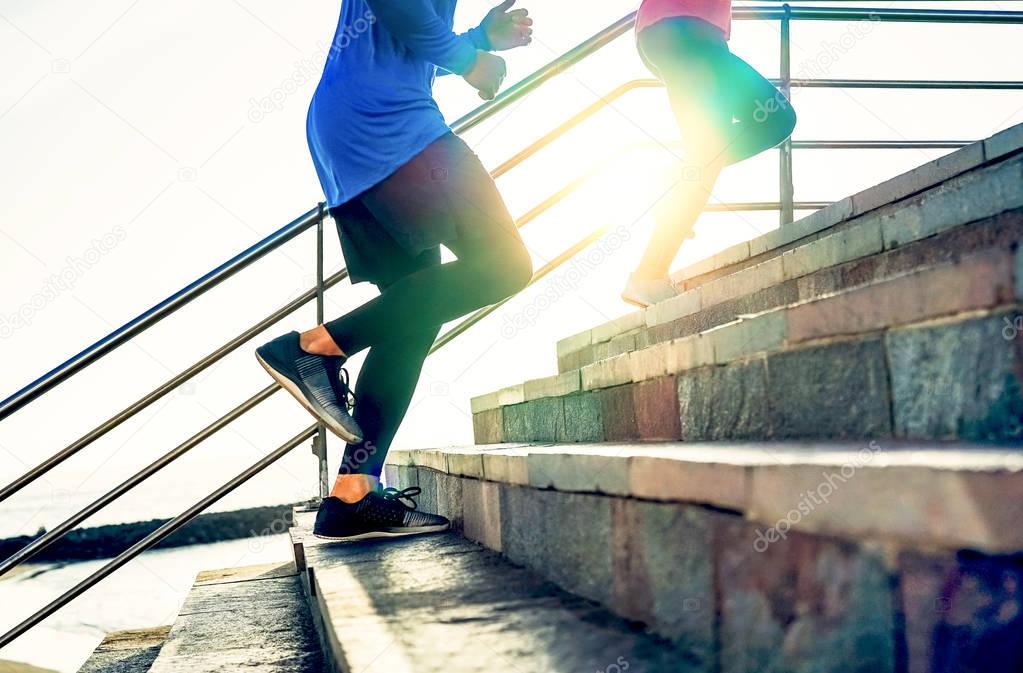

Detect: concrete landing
76,626,169,673
144,561,325,673
294,521,695,673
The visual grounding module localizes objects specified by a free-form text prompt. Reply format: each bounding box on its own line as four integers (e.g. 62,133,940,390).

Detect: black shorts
330,133,517,288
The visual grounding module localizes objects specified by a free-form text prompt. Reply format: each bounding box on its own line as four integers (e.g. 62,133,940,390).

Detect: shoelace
336,366,357,411
380,486,421,511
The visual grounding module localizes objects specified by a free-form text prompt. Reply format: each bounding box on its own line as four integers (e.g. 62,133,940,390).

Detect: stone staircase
472,123,1023,444
74,122,1023,673
380,122,1023,672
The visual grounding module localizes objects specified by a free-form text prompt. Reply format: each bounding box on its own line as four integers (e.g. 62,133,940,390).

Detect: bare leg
300,325,345,357
636,155,724,279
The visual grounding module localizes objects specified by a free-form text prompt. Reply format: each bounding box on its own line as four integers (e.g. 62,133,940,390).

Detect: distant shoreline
0,660,59,673
0,503,305,565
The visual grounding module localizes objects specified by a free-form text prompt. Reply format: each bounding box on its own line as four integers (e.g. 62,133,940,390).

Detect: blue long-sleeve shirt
307,0,490,207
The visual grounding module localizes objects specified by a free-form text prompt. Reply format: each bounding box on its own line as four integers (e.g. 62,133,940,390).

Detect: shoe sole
313,523,450,542
255,350,363,444
621,292,651,309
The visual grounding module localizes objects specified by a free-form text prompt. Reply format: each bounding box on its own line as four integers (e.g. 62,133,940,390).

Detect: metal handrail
0,425,318,649
0,385,280,576
0,13,646,425
0,207,323,422
0,271,349,504
2,3,1022,647
4,3,1021,421
0,151,635,575
0,223,616,641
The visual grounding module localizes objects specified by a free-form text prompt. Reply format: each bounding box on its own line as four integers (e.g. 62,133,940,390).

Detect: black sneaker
255,331,363,443
313,487,450,541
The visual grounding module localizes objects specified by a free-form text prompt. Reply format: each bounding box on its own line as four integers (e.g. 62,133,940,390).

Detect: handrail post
779,3,795,225
313,203,330,500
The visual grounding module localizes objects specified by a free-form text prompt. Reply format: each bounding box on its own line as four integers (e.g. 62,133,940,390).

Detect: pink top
636,0,732,40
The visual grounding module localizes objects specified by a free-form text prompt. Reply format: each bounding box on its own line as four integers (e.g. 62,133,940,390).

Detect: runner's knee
472,242,532,301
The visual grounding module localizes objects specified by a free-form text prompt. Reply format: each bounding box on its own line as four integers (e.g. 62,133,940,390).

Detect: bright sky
0,1,1021,539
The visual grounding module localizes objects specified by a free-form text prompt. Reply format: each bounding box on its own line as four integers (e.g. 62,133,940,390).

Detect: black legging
328,137,533,477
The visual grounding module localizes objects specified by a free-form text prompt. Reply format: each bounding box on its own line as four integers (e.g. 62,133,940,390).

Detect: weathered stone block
382,464,399,488
397,465,419,490
520,397,567,442
598,384,639,441
470,383,525,414
646,289,701,327
612,500,716,667
581,352,633,390
528,448,630,495
462,478,502,552
500,485,614,606
887,312,1023,441
481,448,530,486
563,392,604,442
984,121,1023,162
592,311,645,345
414,467,439,516
787,250,1014,344
890,160,1023,249
898,550,1023,673
749,197,855,257
631,454,748,512
434,471,464,532
633,376,681,440
879,202,926,250
523,370,580,401
716,518,895,673
502,403,529,442
678,359,769,441
767,338,892,439
781,218,883,281
853,142,986,217
412,449,449,474
702,256,784,308
472,407,505,445
556,328,592,358
709,310,787,364
445,450,485,479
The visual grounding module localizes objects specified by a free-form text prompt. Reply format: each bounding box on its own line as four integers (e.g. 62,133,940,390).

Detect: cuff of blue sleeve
447,35,479,75
466,25,493,52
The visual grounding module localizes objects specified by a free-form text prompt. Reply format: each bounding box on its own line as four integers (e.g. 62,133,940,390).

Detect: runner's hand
482,0,533,51
463,50,506,100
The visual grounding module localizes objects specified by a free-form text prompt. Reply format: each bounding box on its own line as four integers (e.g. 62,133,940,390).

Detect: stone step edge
671,122,1023,286
76,626,171,673
384,443,1023,554
472,247,1023,413
553,125,1023,364
557,209,1023,376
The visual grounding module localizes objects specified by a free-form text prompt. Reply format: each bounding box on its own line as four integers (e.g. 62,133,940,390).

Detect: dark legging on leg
329,134,533,477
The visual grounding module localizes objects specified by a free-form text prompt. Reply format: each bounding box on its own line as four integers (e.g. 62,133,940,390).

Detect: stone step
290,516,694,673
554,122,1023,374
383,442,1023,673
473,247,1023,443
76,626,170,673
144,561,325,673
